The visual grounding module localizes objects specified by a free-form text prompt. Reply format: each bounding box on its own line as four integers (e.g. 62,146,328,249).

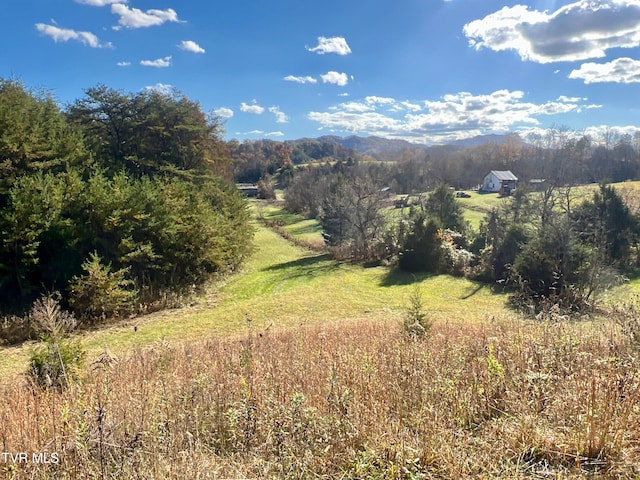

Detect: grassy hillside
3,200,640,478
0,215,506,378
456,190,508,229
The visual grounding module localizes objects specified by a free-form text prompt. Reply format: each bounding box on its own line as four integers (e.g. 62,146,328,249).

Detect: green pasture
457,191,507,229
257,202,325,244
0,217,509,378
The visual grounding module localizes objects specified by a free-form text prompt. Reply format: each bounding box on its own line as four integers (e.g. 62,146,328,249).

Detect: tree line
231,128,640,194
0,79,251,339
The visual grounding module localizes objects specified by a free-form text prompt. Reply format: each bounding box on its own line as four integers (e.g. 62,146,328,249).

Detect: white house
482,170,518,194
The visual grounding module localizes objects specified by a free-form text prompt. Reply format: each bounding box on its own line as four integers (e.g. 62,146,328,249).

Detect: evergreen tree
424,182,466,232
398,211,443,273
0,79,87,203
572,183,639,266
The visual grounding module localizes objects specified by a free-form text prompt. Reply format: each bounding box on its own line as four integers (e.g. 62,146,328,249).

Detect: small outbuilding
482,170,518,195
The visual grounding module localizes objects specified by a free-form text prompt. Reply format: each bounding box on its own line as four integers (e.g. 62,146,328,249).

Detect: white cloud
240,101,265,114
308,90,599,144
365,96,396,105
557,95,585,103
269,106,289,123
179,40,205,54
144,83,173,95
111,4,180,29
321,71,349,86
569,57,640,83
335,101,374,113
35,23,111,48
581,124,640,141
117,61,131,67
140,56,172,67
284,75,317,84
213,107,234,118
239,130,284,137
464,0,640,63
307,36,351,55
74,0,122,5
401,101,422,112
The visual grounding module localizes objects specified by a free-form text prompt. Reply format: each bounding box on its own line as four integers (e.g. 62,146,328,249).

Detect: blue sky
4,0,640,144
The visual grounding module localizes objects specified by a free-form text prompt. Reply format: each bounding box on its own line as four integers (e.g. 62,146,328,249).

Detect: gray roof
488,170,518,181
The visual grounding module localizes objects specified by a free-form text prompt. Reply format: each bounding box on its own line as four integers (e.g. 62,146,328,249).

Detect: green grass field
0,215,509,378
257,202,325,244
4,180,640,378
457,190,508,229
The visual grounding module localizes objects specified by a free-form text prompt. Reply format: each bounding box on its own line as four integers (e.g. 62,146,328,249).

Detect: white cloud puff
569,57,640,83
213,107,234,118
240,101,265,114
307,36,351,55
144,83,173,95
179,40,205,54
238,130,284,137
140,56,172,67
111,4,180,29
284,75,317,84
269,106,289,123
308,90,598,144
464,0,640,63
321,71,349,86
35,23,111,48
116,61,131,67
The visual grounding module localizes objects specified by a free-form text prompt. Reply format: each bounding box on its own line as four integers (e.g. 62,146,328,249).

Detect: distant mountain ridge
308,134,512,157
316,135,425,155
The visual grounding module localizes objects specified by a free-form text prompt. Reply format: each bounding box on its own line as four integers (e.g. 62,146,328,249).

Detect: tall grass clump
2,314,640,478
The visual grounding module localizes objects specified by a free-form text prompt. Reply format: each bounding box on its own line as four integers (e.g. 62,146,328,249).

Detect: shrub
29,339,85,389
441,229,475,276
397,212,444,273
68,252,137,322
27,294,84,388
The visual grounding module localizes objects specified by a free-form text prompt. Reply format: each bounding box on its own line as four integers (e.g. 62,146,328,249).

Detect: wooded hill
0,79,252,331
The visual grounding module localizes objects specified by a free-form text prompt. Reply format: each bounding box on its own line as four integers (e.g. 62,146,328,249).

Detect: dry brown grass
2,315,640,479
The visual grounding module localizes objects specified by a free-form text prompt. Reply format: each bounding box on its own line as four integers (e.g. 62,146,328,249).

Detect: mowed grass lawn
0,216,509,379
257,202,325,245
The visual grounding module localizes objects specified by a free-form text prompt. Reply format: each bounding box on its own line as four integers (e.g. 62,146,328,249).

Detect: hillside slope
0,218,506,378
